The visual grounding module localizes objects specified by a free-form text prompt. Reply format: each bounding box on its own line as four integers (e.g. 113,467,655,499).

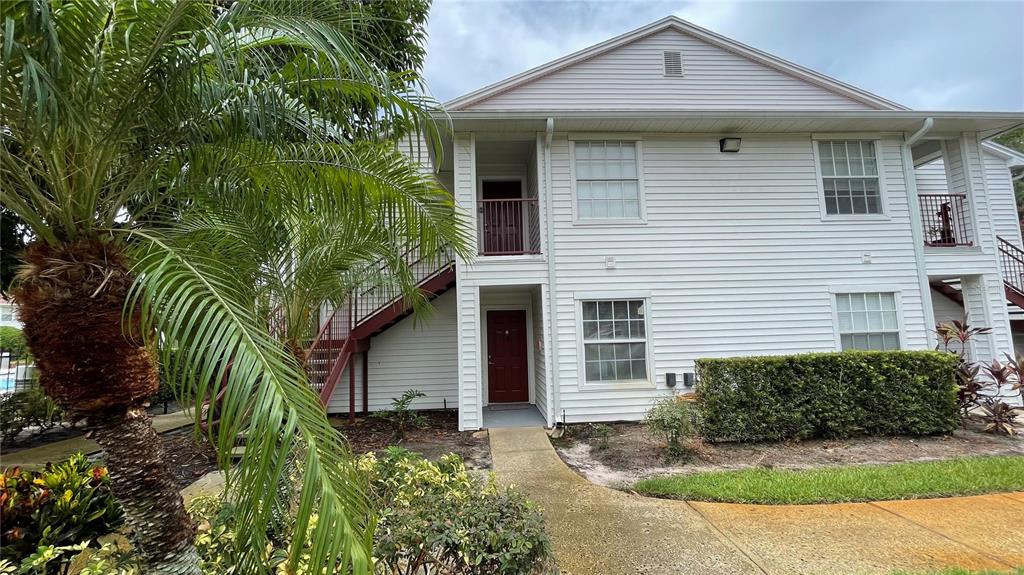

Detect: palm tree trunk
92,408,200,574
13,239,199,574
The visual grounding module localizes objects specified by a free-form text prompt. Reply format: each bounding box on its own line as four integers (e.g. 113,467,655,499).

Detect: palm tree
1,1,467,573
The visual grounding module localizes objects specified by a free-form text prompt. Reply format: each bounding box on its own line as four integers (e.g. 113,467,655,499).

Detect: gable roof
445,16,908,112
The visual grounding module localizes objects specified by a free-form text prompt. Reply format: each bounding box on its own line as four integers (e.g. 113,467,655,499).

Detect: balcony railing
919,193,972,247
479,198,541,256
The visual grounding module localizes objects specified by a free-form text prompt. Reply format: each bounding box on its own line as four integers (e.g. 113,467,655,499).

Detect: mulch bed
332,409,491,470
554,421,1024,487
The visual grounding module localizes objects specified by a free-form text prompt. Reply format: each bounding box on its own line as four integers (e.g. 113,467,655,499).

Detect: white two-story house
312,16,1024,430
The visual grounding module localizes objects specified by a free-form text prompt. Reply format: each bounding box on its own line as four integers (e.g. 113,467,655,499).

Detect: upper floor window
836,292,900,351
0,305,14,322
817,140,882,215
574,141,641,221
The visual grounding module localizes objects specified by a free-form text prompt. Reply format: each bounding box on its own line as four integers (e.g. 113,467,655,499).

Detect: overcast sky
423,0,1024,111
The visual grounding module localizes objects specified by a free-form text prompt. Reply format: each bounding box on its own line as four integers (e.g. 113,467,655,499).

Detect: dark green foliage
0,454,123,564
366,448,554,575
696,351,960,442
993,127,1024,219
0,326,28,360
0,207,29,293
0,387,63,444
185,448,555,574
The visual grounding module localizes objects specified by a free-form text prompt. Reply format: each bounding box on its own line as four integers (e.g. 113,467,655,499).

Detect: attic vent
663,50,683,77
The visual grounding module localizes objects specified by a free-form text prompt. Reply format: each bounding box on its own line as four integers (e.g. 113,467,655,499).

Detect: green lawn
633,456,1024,504
888,564,1024,568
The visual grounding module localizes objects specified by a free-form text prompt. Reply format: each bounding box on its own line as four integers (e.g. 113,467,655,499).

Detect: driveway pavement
489,426,1024,575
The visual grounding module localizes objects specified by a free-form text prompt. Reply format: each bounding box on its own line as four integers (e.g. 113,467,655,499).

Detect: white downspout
901,117,937,347
543,118,561,427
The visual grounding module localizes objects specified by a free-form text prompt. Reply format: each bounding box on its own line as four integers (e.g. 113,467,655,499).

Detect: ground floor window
835,292,900,350
580,299,648,382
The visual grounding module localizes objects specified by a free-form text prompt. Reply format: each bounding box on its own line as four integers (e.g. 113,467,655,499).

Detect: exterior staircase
997,236,1024,309
306,248,455,415
931,236,1024,310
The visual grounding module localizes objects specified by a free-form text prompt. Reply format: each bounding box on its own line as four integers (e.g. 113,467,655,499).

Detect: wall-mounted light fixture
719,137,742,153
666,373,677,388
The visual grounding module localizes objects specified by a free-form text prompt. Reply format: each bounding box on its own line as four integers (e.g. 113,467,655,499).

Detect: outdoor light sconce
682,372,695,388
666,373,677,388
719,137,741,153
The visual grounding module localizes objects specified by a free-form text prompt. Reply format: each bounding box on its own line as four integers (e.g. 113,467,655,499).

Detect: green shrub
0,326,28,361
0,454,123,564
696,351,959,443
643,395,699,459
0,387,64,444
371,389,427,440
360,447,553,575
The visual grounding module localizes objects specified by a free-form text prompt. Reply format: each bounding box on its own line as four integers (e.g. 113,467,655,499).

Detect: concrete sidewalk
2,410,194,471
489,426,1024,575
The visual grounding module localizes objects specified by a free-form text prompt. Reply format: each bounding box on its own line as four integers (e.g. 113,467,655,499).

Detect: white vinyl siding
580,299,648,383
463,28,874,111
817,140,882,215
326,290,458,414
835,292,901,351
574,141,641,221
447,131,1015,426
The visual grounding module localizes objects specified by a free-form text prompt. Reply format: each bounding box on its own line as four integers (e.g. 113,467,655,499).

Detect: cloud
423,0,1023,111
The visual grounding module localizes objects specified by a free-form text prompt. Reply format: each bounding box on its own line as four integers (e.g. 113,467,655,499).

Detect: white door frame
480,296,536,406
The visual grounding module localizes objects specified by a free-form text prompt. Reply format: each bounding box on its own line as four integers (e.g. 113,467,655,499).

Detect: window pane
838,311,853,331
629,342,646,359
575,141,640,220
581,300,648,382
577,181,592,200
631,360,647,379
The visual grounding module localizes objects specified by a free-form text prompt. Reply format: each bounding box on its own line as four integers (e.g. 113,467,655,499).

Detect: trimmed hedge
695,351,959,442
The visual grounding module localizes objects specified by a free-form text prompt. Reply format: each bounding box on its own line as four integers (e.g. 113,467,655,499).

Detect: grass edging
632,456,1024,505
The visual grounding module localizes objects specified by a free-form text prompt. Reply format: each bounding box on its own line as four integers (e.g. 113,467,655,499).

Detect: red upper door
481,180,524,255
486,310,529,403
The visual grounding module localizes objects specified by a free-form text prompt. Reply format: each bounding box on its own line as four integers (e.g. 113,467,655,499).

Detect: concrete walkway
489,427,1024,575
2,410,194,471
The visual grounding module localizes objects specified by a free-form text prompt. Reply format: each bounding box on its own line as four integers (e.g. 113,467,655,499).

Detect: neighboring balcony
478,198,541,256
919,193,972,247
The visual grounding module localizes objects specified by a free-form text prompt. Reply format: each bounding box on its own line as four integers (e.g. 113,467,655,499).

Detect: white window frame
828,286,905,351
811,136,890,221
569,136,646,225
574,292,655,389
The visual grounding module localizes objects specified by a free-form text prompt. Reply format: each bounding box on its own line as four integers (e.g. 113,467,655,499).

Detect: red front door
486,310,529,403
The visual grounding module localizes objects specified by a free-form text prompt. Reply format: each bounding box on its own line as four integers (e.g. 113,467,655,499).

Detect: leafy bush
0,454,123,564
589,423,613,450
0,387,64,444
644,394,699,459
696,351,960,443
0,326,28,361
936,320,1024,436
361,448,554,575
371,389,427,440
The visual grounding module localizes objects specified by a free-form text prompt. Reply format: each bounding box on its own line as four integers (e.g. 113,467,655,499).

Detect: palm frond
127,231,373,574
